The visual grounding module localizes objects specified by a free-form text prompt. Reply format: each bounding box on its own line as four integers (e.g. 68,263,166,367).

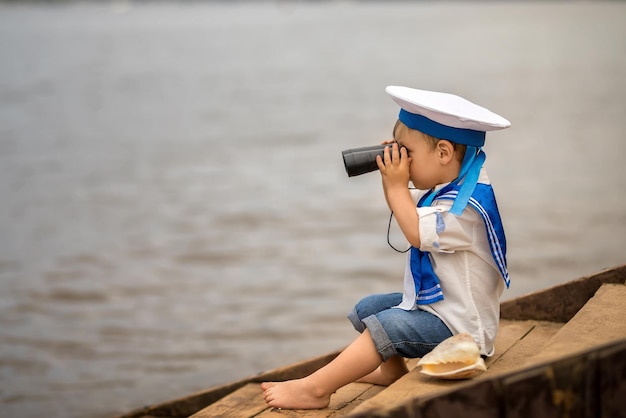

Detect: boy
262,86,510,409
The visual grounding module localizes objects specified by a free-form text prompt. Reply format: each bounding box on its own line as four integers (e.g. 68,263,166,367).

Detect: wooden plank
597,338,626,417
326,383,374,412
116,352,341,418
484,319,537,367
255,360,417,417
485,320,563,376
525,283,626,366
255,382,380,418
500,264,626,322
346,338,626,418
338,384,385,416
190,383,268,418
348,320,535,416
256,406,321,418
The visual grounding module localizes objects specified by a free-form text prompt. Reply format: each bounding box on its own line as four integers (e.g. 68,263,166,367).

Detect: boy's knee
355,293,402,316
347,307,366,333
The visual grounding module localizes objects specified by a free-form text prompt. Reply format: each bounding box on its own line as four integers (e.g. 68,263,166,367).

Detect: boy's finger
391,143,401,163
376,155,385,172
383,145,392,164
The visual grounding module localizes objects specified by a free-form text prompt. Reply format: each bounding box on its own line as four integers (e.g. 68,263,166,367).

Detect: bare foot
261,379,331,410
356,356,409,386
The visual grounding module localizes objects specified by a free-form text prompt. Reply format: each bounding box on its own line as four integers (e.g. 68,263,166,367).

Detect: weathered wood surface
117,352,340,418
348,319,560,416
500,264,626,322
190,384,267,418
349,282,626,418
524,283,626,366
255,382,385,418
191,366,405,418
484,320,562,376
347,338,626,418
186,319,563,418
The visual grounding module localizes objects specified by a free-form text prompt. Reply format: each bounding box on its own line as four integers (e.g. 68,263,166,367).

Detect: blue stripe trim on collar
437,190,509,287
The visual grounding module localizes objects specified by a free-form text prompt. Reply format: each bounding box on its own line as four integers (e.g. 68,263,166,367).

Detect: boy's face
393,121,447,190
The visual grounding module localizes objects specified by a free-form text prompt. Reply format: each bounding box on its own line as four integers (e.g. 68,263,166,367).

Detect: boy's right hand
376,142,411,190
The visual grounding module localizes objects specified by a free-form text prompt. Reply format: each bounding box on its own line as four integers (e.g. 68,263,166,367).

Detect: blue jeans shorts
348,292,453,361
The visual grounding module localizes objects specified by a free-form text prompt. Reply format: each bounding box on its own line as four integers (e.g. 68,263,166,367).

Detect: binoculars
342,144,390,177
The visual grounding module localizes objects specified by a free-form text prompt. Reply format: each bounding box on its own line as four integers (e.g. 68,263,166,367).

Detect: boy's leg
356,355,408,386
261,329,382,410
357,306,453,385
348,293,403,333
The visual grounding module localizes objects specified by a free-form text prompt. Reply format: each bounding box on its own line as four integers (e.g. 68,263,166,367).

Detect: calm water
1,2,625,417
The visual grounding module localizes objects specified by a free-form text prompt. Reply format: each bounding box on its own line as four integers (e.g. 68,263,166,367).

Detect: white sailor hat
386,86,510,147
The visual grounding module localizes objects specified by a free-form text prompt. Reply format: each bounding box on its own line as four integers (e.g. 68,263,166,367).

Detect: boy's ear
437,140,455,164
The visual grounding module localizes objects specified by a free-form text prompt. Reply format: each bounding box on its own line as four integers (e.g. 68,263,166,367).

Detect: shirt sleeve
417,200,477,253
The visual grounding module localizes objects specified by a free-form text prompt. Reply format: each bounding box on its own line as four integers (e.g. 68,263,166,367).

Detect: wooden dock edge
346,337,626,418
115,351,340,418
500,264,626,322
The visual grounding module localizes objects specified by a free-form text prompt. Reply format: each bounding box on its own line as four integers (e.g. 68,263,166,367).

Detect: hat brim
386,86,511,132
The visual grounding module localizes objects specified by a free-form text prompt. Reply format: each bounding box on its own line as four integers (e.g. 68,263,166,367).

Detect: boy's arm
386,186,421,248
376,144,421,248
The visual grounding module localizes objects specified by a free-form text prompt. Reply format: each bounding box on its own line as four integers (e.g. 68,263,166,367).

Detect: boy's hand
376,142,420,247
376,142,411,191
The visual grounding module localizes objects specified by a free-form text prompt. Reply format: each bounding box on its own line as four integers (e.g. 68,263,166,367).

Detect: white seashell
417,333,487,380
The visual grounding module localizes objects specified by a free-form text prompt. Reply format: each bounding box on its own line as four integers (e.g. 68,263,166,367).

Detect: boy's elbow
407,234,421,249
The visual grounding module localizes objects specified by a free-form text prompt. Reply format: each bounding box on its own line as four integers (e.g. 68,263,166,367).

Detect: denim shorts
348,292,453,361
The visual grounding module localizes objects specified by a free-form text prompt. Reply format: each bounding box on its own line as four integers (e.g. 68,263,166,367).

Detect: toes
262,384,274,404
260,382,274,390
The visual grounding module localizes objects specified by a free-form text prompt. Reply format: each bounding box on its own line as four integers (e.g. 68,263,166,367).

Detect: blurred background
0,1,625,417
